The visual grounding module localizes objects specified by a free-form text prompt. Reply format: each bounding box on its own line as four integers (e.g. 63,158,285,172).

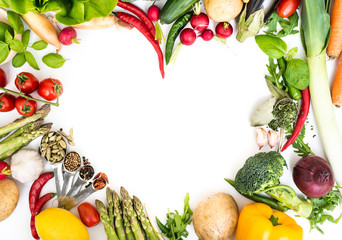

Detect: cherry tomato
15,96,37,116
77,202,100,228
276,0,300,18
38,78,63,101
0,93,15,112
0,68,7,88
15,72,39,94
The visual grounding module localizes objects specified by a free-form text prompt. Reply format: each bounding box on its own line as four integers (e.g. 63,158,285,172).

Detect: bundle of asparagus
95,187,162,240
0,104,52,161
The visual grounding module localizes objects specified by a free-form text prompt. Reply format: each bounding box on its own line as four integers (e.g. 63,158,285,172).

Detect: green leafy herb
156,193,193,240
24,51,39,70
21,30,30,48
264,11,299,37
308,187,342,234
9,39,23,52
12,52,26,67
284,59,310,90
0,22,14,42
42,53,68,68
31,40,48,50
0,41,9,63
255,35,287,59
7,11,24,34
285,123,315,157
4,30,12,44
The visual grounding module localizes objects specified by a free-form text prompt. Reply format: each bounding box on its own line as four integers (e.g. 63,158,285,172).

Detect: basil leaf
12,52,26,67
22,30,30,48
24,51,39,70
31,40,48,50
7,11,24,34
284,58,310,90
0,41,9,63
4,30,13,44
42,53,68,68
0,22,14,42
9,39,24,52
255,35,287,59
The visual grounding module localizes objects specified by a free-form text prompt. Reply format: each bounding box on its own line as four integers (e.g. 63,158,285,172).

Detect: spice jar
39,131,67,164
79,165,94,181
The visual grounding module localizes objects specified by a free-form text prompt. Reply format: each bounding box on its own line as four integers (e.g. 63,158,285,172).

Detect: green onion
301,0,342,190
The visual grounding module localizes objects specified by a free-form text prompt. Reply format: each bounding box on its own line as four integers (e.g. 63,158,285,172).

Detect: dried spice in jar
40,131,67,164
64,151,81,172
79,165,94,181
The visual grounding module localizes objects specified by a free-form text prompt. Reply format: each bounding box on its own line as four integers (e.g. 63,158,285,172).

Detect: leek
301,0,342,188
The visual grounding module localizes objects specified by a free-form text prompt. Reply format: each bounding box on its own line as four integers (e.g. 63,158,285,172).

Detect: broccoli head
234,151,287,196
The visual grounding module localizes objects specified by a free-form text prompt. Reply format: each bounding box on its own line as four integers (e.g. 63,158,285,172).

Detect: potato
193,192,239,240
204,0,243,22
0,178,20,222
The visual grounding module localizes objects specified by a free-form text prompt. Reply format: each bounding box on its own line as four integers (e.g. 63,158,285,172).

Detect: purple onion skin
293,155,334,198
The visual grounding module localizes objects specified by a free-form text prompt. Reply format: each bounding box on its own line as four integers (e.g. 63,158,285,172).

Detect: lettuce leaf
0,0,117,25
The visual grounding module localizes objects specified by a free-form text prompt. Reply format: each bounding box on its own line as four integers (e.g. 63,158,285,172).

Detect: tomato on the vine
15,96,37,116
38,78,63,101
276,0,300,18
0,68,7,88
77,202,100,228
0,93,15,112
15,72,39,94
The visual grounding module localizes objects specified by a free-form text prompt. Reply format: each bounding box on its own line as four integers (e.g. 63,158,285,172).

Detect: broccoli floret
234,151,313,218
235,151,286,195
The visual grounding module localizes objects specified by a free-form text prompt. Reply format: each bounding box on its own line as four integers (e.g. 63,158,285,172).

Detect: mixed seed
40,131,67,164
79,165,94,181
64,151,81,172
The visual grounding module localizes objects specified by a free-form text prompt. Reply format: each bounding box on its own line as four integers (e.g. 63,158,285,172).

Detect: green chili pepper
165,12,193,65
277,57,302,100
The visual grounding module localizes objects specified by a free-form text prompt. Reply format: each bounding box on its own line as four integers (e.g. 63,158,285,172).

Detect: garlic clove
268,130,279,149
256,128,268,150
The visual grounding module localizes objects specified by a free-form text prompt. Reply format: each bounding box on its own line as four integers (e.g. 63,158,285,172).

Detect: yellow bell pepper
236,202,303,240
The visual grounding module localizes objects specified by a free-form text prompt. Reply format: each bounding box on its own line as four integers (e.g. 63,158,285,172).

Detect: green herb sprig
156,193,193,240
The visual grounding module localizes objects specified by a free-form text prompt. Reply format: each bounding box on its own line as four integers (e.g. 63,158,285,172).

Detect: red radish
0,162,11,180
147,5,160,21
190,13,209,32
58,27,80,45
200,29,214,41
180,28,196,46
215,22,233,39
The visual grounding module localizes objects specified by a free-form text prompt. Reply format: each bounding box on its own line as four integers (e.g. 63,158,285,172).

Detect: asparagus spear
0,104,50,137
0,119,43,144
0,123,52,161
122,197,136,240
121,187,145,240
113,189,127,240
106,188,115,229
133,196,160,240
95,199,120,240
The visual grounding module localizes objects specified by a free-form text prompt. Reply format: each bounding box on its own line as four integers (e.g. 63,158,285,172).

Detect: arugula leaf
0,0,118,26
285,123,315,157
264,11,299,38
308,187,342,234
156,193,193,240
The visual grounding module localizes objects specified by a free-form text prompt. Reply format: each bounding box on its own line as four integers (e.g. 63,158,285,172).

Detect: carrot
21,12,61,53
332,56,342,107
327,0,342,59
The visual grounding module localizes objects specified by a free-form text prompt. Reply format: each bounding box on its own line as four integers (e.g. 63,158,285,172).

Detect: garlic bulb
256,128,268,150
10,149,44,183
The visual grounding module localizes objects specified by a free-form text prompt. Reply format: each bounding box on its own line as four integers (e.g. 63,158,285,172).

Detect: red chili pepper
117,0,156,38
29,172,54,214
116,12,165,78
281,87,310,151
30,193,56,239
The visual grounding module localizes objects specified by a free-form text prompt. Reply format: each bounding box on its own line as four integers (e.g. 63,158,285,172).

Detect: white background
1,1,342,239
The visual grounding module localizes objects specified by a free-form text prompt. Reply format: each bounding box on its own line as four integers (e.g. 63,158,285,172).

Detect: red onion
293,155,334,198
